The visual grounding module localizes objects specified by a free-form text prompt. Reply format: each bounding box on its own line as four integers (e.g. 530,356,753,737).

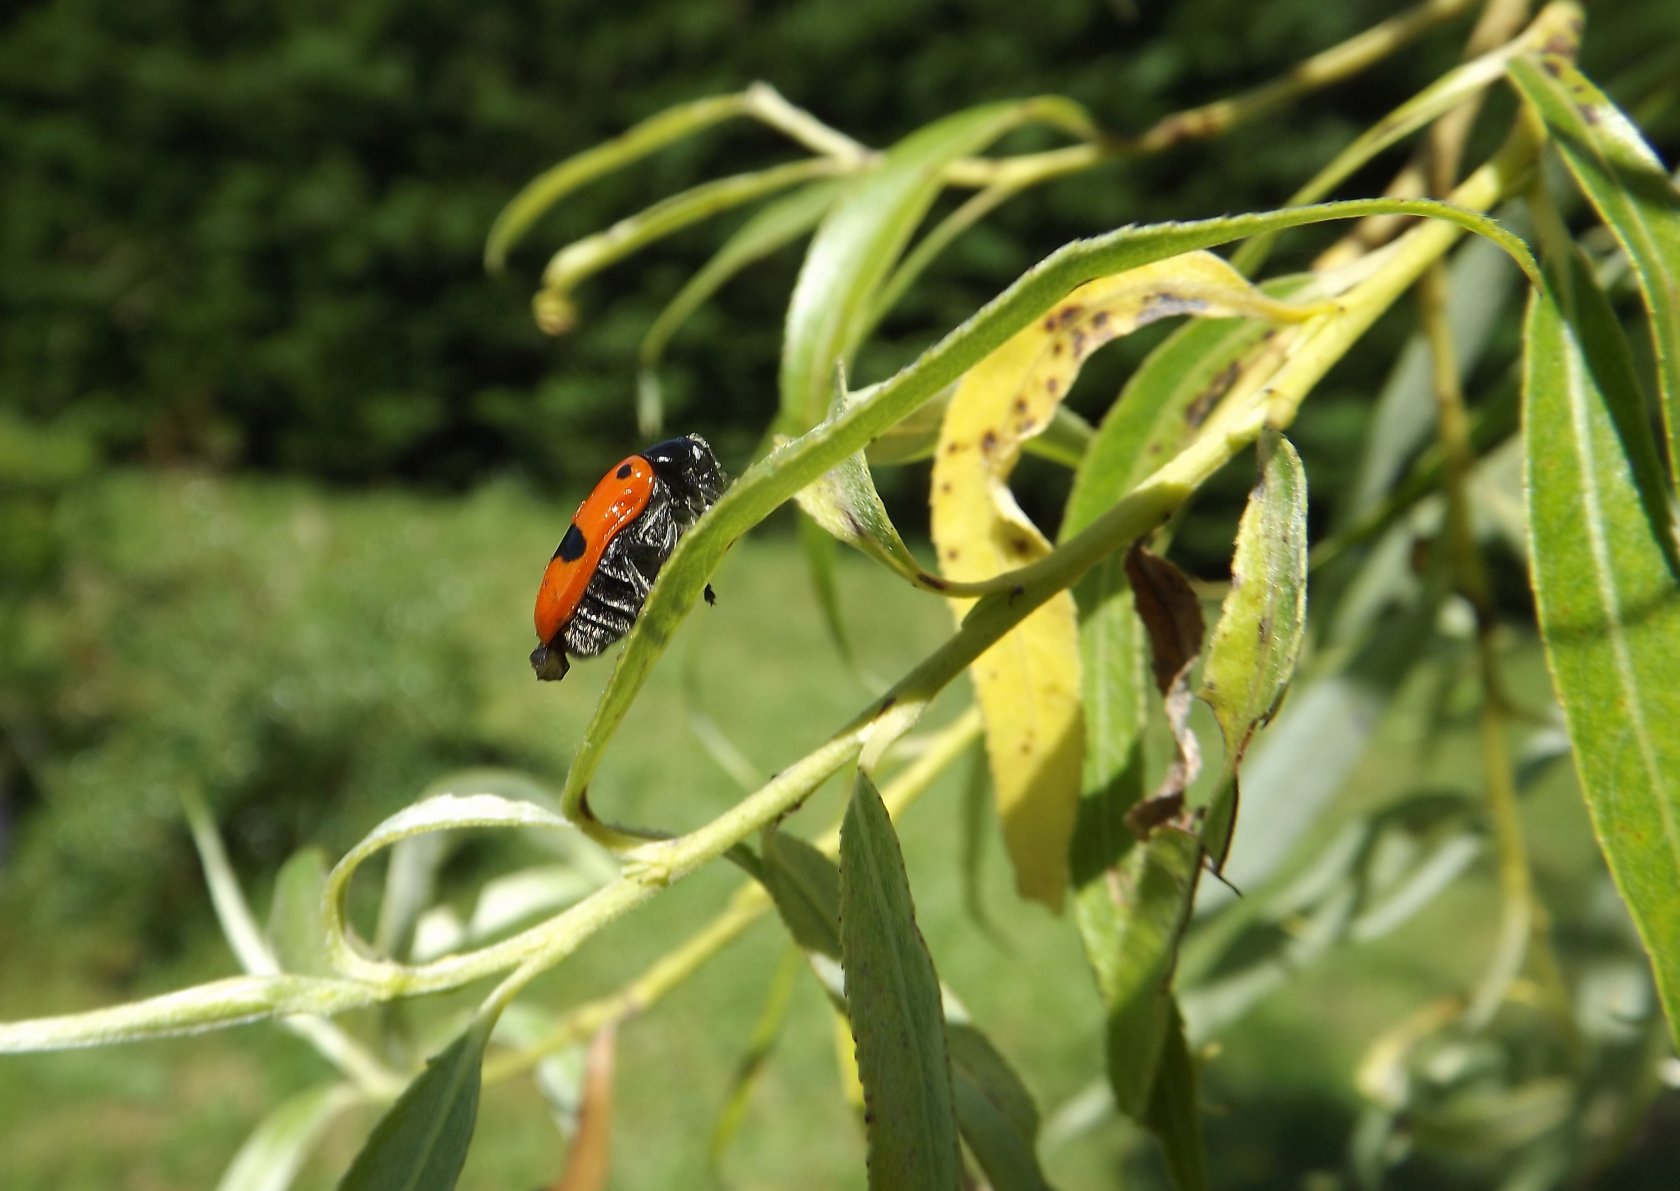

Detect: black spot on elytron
617,462,634,479
557,523,587,562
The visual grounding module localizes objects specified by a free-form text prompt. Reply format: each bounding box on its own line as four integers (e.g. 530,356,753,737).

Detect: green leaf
536,158,845,315
639,179,842,425
562,197,1536,825
485,91,759,272
1524,246,1680,1046
1144,1012,1208,1191
218,1082,360,1191
1096,830,1202,1119
1510,55,1680,478
337,1019,491,1191
267,847,333,977
780,97,1096,427
1198,431,1309,866
840,770,962,1191
761,826,843,958
947,1022,1052,1191
763,821,1053,1189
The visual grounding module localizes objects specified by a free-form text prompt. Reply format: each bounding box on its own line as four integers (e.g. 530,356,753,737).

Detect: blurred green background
3,0,1679,1187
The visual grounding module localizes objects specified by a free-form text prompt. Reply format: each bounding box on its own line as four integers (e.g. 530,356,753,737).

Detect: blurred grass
0,468,1635,1189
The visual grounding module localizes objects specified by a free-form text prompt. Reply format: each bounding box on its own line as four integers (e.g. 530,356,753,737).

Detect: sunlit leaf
947,1021,1052,1191
1510,55,1680,475
534,157,847,332
1198,431,1309,866
932,252,1317,908
761,826,842,958
562,198,1534,828
639,180,842,434
1524,246,1680,1046
486,91,766,272
840,771,961,1190
337,1018,491,1191
1144,1012,1209,1191
781,96,1097,427
218,1082,361,1191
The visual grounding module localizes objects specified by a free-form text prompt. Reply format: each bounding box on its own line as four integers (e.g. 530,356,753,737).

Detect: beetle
531,434,727,681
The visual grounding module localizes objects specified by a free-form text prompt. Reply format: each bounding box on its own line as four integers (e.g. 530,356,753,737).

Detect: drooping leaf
1198,431,1309,866
761,826,843,959
337,1019,491,1191
781,96,1097,427
217,1082,361,1191
485,89,800,272
553,1025,618,1191
561,197,1534,826
1524,246,1680,1045
839,771,962,1191
1100,829,1203,1120
638,179,843,432
1144,1011,1209,1191
932,253,1318,908
947,1021,1053,1191
1510,54,1680,476
761,819,1058,1191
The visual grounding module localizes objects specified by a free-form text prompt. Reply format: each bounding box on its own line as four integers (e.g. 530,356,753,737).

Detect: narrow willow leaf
1524,248,1680,1045
561,197,1535,824
267,847,333,977
795,384,940,589
1100,831,1202,1120
553,1025,618,1191
1510,55,1680,475
536,157,846,322
761,826,843,958
958,744,997,937
641,179,841,370
840,771,962,1191
218,1082,361,1191
947,1022,1052,1191
639,180,842,433
709,949,803,1178
781,96,1097,427
1198,432,1309,866
485,91,757,272
932,252,1317,908
1059,290,1303,1109
1231,1,1571,275
1144,1011,1209,1191
1347,234,1520,521
337,1018,491,1191
764,823,1053,1189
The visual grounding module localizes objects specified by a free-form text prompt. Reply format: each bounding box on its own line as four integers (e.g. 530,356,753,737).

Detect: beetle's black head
642,435,728,520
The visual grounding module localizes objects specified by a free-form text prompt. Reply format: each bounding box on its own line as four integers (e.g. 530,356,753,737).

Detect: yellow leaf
931,251,1318,909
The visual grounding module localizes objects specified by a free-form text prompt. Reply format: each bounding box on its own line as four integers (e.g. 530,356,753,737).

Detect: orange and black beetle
531,435,727,681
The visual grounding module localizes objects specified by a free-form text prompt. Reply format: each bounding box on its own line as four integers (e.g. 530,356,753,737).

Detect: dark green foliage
0,0,1488,488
